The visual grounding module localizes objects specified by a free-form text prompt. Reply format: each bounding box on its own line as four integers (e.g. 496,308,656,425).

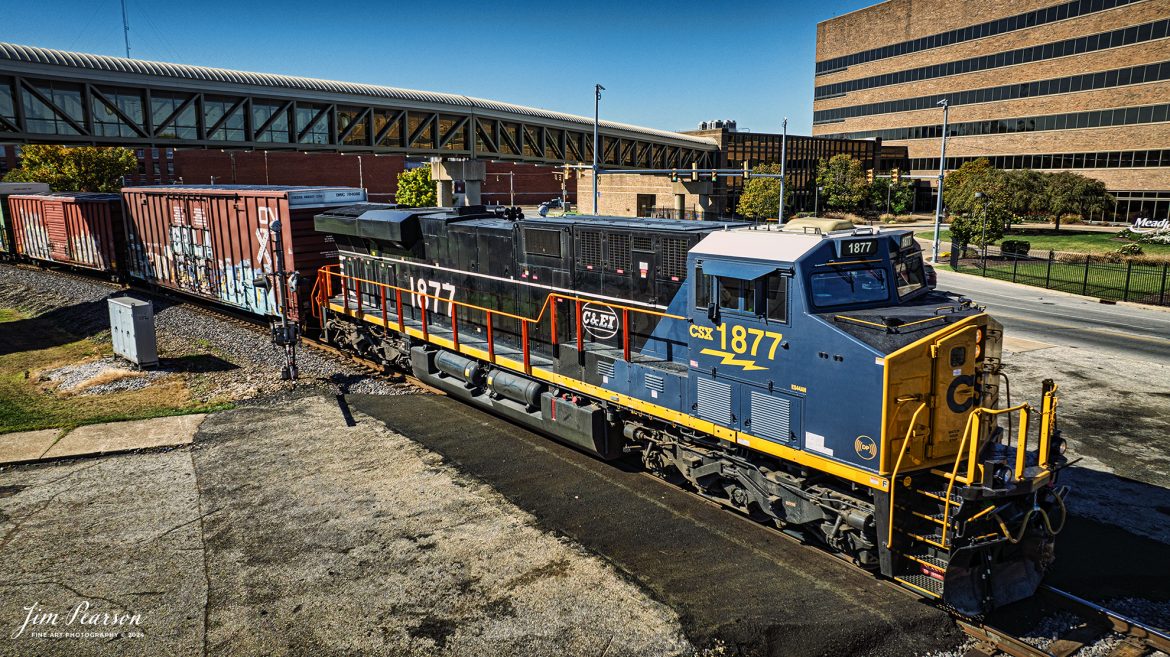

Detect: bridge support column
431,159,486,207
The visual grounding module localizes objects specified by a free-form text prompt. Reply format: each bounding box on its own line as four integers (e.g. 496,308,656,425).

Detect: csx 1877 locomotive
312,205,1068,615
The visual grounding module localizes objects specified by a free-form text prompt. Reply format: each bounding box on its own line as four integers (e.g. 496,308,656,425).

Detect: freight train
311,204,1069,616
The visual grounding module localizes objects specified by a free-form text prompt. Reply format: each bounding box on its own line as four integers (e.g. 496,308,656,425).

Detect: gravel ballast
0,263,412,402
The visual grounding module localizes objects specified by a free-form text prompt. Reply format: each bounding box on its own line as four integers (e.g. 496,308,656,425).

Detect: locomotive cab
685,225,1067,614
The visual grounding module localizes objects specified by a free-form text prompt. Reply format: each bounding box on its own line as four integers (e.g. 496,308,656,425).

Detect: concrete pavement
0,394,693,657
0,415,204,465
935,269,1170,364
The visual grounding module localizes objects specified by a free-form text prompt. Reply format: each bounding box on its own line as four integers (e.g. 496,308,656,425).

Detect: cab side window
694,266,710,308
765,274,788,322
717,277,755,314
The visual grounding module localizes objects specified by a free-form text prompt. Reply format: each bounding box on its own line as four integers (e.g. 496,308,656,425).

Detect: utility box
107,296,159,368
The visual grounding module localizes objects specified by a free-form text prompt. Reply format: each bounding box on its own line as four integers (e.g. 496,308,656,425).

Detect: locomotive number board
836,238,882,258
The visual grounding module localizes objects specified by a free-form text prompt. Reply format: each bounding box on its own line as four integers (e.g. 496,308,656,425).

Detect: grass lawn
915,229,1170,256
0,306,227,434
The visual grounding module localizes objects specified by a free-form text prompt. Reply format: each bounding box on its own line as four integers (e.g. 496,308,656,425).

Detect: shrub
880,213,897,224
1116,243,1144,256
1000,239,1031,256
1059,213,1083,225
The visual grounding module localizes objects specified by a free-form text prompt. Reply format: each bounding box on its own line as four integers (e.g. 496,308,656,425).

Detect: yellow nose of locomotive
880,313,1066,614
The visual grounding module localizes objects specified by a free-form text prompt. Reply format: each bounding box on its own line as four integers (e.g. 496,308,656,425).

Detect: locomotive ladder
887,390,1057,601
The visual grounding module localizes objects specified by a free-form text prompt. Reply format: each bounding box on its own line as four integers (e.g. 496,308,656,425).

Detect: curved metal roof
0,43,716,147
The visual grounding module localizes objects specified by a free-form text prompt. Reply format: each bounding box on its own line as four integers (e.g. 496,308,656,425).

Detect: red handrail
315,266,684,371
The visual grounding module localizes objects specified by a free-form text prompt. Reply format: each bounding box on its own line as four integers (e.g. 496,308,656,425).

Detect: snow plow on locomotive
310,204,1069,616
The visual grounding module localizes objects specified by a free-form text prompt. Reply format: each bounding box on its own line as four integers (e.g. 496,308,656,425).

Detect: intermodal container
7,192,125,273
0,182,51,257
119,185,367,321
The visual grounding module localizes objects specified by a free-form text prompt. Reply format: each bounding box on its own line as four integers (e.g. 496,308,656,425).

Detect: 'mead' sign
1131,217,1170,233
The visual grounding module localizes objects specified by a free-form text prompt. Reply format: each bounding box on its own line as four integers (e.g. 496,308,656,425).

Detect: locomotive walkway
347,393,962,657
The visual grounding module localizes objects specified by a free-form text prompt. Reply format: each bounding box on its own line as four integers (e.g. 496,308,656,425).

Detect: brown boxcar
7,192,125,273
0,182,51,258
119,185,367,321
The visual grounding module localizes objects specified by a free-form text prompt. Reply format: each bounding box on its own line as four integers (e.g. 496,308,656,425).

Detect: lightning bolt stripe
700,348,767,371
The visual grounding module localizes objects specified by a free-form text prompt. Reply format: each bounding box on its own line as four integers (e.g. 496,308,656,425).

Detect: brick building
171,151,571,206
580,122,909,219
0,144,573,204
813,0,1170,222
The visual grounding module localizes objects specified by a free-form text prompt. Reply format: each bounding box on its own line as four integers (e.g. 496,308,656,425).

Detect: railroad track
959,586,1170,657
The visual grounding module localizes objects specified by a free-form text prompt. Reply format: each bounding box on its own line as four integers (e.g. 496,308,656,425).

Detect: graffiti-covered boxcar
7,192,124,273
0,182,51,259
120,185,366,320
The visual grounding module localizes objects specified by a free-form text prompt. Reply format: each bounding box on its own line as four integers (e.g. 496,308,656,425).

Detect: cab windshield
810,268,889,307
894,251,927,298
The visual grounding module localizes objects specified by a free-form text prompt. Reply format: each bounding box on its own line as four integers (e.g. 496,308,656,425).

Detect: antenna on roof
119,0,131,57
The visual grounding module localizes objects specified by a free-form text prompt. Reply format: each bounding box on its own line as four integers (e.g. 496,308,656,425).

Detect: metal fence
956,247,1170,306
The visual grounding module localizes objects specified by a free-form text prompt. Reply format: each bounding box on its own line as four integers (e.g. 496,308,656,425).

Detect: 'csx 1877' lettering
692,323,784,362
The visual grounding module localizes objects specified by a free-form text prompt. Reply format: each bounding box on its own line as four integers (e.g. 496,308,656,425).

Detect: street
936,269,1170,364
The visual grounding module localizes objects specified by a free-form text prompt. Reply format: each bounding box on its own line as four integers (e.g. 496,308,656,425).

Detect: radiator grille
579,231,602,269
632,235,653,251
597,360,615,378
607,233,631,272
751,392,791,442
662,238,688,280
696,378,732,425
645,374,664,393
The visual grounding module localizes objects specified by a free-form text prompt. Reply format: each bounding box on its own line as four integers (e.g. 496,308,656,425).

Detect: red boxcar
119,185,367,321
7,192,125,273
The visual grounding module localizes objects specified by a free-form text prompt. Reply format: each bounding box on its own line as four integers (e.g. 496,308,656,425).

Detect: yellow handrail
940,402,1032,546
887,401,928,548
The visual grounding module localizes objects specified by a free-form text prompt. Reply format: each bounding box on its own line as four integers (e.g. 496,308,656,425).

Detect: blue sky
3,0,877,134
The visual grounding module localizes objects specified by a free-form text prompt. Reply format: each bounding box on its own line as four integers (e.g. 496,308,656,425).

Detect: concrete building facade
813,0,1170,222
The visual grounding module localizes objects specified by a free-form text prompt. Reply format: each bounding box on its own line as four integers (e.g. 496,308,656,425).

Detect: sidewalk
0,413,205,465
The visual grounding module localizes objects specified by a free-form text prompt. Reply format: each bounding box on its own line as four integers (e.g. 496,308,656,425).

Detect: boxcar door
169,196,215,297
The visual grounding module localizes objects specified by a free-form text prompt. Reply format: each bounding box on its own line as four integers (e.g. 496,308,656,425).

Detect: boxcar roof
8,191,121,201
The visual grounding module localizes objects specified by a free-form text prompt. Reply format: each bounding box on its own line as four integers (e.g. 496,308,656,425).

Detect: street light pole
975,191,988,269
593,84,605,214
779,118,787,222
931,99,950,263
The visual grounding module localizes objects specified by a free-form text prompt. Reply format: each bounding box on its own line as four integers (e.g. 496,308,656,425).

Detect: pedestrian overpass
0,42,717,171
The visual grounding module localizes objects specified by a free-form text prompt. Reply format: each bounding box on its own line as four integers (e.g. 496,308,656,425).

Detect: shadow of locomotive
1045,464,1170,602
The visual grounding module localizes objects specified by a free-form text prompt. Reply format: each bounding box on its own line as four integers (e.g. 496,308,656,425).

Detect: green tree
1043,171,1112,229
942,158,1006,217
941,159,1010,256
735,163,792,220
867,177,915,215
999,169,1046,222
395,165,436,207
815,154,868,212
2,145,136,191
948,203,1008,255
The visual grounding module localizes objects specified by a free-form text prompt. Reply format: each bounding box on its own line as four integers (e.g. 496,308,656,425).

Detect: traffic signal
866,169,875,184
891,167,901,184
670,169,678,183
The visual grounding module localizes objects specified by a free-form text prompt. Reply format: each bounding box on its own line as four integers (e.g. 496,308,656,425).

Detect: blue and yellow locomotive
312,206,1068,615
